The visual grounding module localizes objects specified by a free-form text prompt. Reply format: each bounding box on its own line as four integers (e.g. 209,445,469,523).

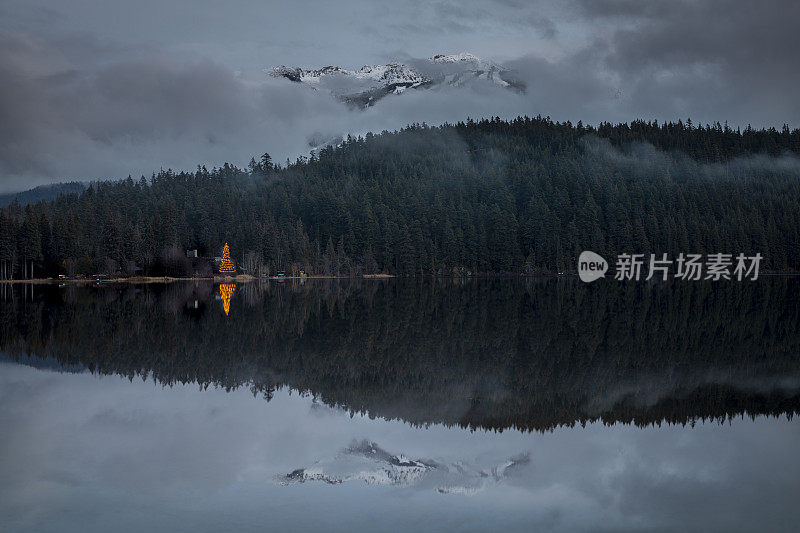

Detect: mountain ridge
0,182,87,207
270,53,525,108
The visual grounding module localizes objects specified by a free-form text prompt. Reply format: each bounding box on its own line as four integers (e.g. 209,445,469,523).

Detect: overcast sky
1,0,798,192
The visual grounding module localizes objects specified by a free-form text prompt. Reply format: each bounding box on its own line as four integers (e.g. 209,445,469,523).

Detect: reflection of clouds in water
279,439,530,494
1,361,800,532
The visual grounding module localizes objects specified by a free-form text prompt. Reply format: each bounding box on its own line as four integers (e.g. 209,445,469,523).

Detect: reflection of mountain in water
1,279,799,432
279,439,529,494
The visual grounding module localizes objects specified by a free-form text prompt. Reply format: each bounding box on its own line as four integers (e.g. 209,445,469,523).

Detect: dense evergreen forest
1,116,800,278
2,279,799,432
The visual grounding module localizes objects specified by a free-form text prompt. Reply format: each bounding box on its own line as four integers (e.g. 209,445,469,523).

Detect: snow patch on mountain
430,52,481,63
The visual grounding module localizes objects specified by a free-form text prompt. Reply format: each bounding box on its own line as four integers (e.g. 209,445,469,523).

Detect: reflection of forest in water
1,278,799,432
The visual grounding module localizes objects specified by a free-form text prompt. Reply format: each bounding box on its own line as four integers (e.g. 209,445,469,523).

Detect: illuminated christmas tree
219,242,236,274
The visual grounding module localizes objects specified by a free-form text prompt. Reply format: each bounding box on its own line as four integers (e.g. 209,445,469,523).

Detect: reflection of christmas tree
219,284,235,316
219,243,236,273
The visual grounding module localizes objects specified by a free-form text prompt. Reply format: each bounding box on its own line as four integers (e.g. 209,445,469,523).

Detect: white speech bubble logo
578,251,608,282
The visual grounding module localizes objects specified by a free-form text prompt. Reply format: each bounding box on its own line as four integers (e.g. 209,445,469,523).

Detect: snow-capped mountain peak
269,53,524,108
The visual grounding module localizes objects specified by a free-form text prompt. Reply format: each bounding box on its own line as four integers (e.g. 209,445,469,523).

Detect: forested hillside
1,116,799,278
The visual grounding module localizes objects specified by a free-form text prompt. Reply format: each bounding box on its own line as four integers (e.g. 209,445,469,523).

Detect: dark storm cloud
0,26,357,192
0,0,797,191
0,30,244,185
421,0,558,38
566,0,800,126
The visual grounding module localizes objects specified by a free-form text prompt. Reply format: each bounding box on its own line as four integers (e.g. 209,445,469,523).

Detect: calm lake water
1,279,799,532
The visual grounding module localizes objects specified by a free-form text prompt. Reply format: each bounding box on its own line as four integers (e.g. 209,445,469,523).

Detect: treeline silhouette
2,279,799,432
1,116,800,278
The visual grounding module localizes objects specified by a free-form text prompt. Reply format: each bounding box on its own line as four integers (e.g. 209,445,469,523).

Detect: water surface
1,279,799,531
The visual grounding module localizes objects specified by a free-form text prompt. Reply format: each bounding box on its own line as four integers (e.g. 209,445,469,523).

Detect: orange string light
219,243,236,274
